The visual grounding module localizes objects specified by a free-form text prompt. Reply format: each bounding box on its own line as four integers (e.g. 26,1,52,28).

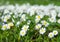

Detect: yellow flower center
50,34,52,37
24,27,27,30
41,29,45,32
37,16,41,19
44,21,47,25
22,32,24,34
54,32,56,34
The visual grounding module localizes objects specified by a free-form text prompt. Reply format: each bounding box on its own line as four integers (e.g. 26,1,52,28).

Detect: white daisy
35,24,42,30
1,24,10,30
41,20,49,27
53,30,58,36
48,32,54,38
20,30,26,36
22,25,29,31
35,15,43,23
39,28,46,34
8,22,14,27
36,15,43,20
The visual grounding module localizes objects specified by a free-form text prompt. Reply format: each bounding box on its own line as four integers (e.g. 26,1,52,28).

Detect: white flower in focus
22,25,29,31
57,19,60,24
48,32,54,38
41,20,49,27
39,28,46,34
53,30,58,36
20,30,26,36
35,24,42,30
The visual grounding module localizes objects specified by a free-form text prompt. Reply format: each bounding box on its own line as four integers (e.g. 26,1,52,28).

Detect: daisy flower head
36,15,43,20
48,32,54,38
41,20,49,27
35,15,43,23
1,24,7,30
8,22,14,27
22,25,29,31
35,24,42,30
39,28,46,35
20,30,26,36
53,30,58,36
1,24,10,30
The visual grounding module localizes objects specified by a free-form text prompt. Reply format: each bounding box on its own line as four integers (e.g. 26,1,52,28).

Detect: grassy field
0,0,60,5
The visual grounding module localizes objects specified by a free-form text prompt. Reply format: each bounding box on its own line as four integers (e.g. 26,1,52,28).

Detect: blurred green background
0,0,60,5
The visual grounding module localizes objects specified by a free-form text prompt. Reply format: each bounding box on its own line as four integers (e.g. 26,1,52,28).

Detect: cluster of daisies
0,3,60,38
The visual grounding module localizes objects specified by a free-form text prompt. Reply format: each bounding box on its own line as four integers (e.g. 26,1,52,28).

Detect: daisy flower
35,24,42,30
41,20,49,27
48,32,54,38
1,24,10,30
35,15,43,23
39,28,46,34
53,30,58,36
22,25,29,31
8,22,14,27
36,15,43,20
20,30,26,36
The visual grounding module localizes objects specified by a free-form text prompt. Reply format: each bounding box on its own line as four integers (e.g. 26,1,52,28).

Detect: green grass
0,0,60,5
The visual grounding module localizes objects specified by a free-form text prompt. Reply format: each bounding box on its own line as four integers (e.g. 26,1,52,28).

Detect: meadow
0,0,60,42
